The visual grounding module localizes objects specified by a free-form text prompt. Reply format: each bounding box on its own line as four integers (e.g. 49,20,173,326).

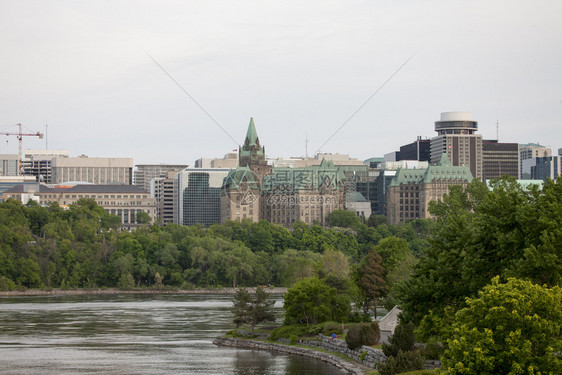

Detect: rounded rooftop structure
435,111,478,135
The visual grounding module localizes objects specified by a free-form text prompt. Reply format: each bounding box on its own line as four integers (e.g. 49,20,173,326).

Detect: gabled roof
347,191,368,202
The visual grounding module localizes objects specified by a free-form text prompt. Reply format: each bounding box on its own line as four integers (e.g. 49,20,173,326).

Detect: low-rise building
2,183,156,226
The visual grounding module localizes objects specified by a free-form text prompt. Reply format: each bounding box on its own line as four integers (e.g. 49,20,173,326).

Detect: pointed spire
438,153,452,166
245,117,259,146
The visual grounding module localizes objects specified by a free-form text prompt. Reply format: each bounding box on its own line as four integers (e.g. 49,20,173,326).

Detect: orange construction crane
0,123,44,175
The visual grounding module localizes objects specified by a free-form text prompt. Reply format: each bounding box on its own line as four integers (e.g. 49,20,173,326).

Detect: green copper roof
222,166,260,190
262,163,347,191
245,117,259,146
437,153,452,166
389,154,473,187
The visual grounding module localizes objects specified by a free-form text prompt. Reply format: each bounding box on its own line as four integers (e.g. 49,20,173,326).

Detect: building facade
151,170,178,225
175,168,232,226
134,164,187,192
0,154,19,177
482,140,520,180
386,154,473,225
221,118,347,227
522,156,561,181
51,156,133,185
2,183,156,225
399,137,431,162
430,112,483,179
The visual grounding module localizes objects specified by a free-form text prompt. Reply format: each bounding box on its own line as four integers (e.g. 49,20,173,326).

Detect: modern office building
521,156,561,181
51,156,133,185
2,183,156,225
134,164,187,192
399,137,431,161
430,112,483,179
520,143,552,178
175,168,232,226
386,154,473,225
151,170,179,225
482,140,520,180
0,154,19,177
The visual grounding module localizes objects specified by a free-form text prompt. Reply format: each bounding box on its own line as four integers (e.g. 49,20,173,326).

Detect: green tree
283,277,341,325
327,209,363,229
399,178,562,334
358,248,387,318
135,211,151,225
232,287,275,335
441,277,562,375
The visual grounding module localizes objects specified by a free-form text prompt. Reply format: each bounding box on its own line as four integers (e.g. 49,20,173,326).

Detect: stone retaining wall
298,335,385,369
213,336,369,374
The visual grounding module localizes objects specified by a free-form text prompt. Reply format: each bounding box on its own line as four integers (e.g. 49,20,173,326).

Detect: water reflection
0,294,348,375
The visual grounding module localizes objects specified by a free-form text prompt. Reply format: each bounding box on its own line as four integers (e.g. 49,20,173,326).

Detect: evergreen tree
232,287,275,335
358,248,387,318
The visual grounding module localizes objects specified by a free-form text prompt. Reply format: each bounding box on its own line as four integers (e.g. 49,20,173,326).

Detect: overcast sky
1,1,561,166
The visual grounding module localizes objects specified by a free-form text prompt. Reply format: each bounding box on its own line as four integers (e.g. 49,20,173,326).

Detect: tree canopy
441,277,562,375
399,178,562,336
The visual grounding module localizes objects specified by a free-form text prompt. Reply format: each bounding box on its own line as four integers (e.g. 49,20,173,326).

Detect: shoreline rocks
213,336,374,375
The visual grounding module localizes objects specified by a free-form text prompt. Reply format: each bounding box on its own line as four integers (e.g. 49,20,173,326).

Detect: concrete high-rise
430,112,483,179
482,140,520,180
134,164,187,192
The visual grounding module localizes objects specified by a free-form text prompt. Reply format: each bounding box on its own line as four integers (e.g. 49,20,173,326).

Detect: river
0,294,348,374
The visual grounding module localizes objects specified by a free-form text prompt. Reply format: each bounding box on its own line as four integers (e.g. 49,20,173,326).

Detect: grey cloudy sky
1,0,561,165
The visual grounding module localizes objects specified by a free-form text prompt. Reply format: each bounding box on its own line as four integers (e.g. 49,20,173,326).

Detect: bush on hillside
346,322,380,350
382,322,415,358
377,350,424,375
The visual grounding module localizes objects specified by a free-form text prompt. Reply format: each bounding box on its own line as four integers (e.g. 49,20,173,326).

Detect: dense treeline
0,197,430,290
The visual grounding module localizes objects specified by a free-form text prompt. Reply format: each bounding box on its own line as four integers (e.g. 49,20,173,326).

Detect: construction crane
0,123,44,175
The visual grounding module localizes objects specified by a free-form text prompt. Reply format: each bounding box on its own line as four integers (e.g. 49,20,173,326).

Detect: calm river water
0,294,348,374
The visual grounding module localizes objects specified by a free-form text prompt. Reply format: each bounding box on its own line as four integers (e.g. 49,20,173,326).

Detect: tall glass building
174,168,231,226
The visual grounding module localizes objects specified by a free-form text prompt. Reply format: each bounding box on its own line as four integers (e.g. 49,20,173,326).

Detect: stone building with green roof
221,119,347,226
386,153,473,225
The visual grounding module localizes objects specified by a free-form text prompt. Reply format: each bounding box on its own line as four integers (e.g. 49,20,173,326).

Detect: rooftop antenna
495,110,499,141
305,131,309,158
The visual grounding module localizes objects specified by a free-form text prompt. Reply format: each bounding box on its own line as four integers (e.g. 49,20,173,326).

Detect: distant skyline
1,1,561,165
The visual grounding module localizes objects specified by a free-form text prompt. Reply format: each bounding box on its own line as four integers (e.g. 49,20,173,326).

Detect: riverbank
213,336,373,375
0,287,287,297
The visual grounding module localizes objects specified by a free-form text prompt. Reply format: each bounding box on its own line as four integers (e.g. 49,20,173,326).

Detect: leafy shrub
382,322,415,357
421,338,443,360
346,323,379,350
322,322,344,336
377,350,424,375
0,276,16,291
289,335,298,345
269,325,310,341
360,351,367,361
